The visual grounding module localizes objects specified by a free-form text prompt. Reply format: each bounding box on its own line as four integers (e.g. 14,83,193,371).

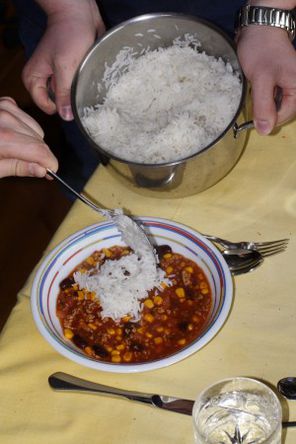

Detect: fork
204,235,289,257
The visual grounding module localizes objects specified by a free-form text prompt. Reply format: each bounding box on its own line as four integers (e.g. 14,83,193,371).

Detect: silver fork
204,235,289,258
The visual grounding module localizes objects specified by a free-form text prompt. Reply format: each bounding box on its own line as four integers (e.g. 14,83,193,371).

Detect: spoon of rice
46,169,158,264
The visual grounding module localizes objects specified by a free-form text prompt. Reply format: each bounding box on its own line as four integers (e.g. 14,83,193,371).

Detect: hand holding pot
22,0,105,121
237,25,296,135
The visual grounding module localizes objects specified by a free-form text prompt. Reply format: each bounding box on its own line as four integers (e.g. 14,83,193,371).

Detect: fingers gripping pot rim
71,13,249,198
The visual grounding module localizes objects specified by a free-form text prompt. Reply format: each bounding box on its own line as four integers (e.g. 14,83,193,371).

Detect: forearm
35,0,97,15
248,0,296,9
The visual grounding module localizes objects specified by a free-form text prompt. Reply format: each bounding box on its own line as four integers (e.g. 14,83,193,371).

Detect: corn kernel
162,314,168,321
123,352,132,362
160,282,168,289
154,337,163,345
201,288,209,295
103,248,112,258
144,299,154,309
176,288,185,298
116,344,125,351
111,349,120,356
86,256,95,265
156,326,164,333
200,281,207,289
144,313,154,323
137,327,145,334
185,266,193,273
88,323,97,330
72,284,78,291
122,315,131,323
107,328,116,335
178,338,186,345
188,324,193,331
163,253,172,259
145,332,153,338
166,266,173,274
122,249,130,255
85,346,93,355
77,290,84,300
111,355,121,363
64,328,74,339
154,295,163,305
116,328,123,336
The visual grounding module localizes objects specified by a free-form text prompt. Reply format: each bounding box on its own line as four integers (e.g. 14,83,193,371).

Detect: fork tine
253,238,289,248
256,241,289,254
260,246,288,258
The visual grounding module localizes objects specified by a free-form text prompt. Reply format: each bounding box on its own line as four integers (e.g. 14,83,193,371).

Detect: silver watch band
236,5,296,41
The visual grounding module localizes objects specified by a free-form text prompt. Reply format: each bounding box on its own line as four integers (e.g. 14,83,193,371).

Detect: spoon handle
46,169,111,217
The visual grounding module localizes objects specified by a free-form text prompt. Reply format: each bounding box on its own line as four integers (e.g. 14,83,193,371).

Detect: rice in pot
82,37,242,164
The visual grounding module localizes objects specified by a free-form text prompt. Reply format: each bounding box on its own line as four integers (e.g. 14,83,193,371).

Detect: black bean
60,276,75,290
123,322,137,337
72,334,88,349
130,342,144,352
178,321,189,331
93,344,109,358
155,244,172,260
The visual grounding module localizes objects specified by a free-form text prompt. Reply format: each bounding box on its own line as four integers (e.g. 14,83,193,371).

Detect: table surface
1,119,296,444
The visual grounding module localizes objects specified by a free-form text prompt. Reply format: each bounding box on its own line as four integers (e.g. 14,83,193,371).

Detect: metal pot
72,13,250,198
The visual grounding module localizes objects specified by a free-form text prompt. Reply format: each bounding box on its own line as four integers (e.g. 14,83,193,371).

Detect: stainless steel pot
72,13,250,198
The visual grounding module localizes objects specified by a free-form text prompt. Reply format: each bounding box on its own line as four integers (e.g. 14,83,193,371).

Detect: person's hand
0,97,58,178
22,1,105,121
237,26,296,134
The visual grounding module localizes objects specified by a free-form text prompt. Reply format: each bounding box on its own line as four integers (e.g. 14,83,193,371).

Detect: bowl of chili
31,217,233,373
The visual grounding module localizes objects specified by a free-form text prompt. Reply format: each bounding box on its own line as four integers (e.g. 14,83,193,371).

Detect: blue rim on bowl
31,217,233,373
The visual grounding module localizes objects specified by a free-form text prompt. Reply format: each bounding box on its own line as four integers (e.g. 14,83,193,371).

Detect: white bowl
31,217,233,373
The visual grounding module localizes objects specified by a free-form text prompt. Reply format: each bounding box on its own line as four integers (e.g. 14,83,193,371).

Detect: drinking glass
192,377,282,444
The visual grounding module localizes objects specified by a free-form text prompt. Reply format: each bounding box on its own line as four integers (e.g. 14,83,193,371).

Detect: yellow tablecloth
1,120,296,444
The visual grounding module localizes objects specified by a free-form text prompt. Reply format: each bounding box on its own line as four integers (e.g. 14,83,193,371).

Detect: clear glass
192,377,282,444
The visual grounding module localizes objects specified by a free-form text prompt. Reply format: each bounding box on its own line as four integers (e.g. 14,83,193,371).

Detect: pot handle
233,120,254,138
233,87,283,138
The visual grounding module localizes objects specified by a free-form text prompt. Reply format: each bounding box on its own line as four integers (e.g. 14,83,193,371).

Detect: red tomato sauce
56,245,212,363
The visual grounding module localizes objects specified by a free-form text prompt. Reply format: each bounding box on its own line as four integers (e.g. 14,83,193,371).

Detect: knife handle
48,372,153,405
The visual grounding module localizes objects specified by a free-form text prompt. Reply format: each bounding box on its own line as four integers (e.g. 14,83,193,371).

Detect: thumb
52,68,74,121
251,75,277,135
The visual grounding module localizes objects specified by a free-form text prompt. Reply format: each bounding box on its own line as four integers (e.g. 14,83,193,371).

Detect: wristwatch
236,5,296,41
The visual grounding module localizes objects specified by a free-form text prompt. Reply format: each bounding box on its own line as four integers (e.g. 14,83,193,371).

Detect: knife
48,372,194,415
48,372,296,427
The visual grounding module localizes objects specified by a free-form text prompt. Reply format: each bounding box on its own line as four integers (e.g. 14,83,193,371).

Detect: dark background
0,0,72,331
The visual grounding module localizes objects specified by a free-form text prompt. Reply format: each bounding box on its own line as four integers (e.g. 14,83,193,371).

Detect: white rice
82,37,241,164
74,250,170,322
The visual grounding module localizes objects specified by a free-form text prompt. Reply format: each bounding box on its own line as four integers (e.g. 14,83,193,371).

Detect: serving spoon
47,170,262,275
47,169,158,263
